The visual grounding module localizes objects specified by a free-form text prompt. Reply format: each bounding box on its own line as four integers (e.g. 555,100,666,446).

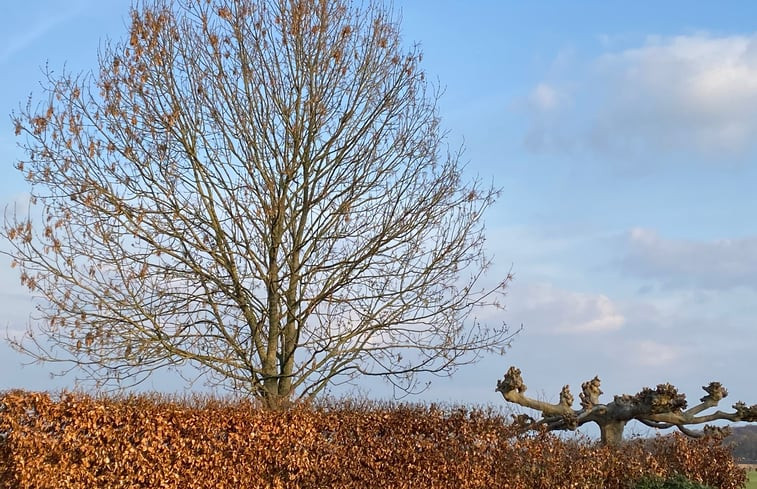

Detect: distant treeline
727,425,757,463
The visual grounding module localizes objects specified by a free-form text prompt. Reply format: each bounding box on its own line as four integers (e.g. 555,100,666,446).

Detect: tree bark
599,420,627,446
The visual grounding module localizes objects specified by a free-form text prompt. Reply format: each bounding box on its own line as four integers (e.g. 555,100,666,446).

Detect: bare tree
3,0,515,409
496,366,757,445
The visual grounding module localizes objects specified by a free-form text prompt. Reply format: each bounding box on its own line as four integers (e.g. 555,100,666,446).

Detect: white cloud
630,340,681,367
528,83,562,112
622,227,757,290
523,33,757,162
508,282,625,334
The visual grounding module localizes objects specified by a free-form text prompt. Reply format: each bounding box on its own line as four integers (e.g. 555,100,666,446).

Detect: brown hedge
0,390,746,489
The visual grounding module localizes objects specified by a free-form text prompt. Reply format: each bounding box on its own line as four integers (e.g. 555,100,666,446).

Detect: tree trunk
262,392,290,411
599,420,627,446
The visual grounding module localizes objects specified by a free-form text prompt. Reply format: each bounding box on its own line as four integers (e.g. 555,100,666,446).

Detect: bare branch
3,0,516,409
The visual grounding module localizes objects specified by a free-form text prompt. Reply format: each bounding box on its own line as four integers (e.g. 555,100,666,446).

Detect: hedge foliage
0,390,746,489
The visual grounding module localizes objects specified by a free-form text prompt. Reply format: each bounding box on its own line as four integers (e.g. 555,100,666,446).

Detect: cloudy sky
1,1,756,436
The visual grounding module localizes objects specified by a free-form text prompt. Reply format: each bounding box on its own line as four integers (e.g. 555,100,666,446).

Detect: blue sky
1,1,756,435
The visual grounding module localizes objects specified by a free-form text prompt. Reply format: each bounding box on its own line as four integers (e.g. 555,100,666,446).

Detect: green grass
746,470,757,489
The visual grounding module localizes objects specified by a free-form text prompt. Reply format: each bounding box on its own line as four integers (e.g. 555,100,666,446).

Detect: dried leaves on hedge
0,391,746,489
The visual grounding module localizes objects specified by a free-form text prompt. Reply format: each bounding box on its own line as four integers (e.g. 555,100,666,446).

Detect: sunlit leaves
0,391,748,489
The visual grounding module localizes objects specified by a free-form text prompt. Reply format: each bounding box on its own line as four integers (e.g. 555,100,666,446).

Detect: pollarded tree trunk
496,366,757,445
599,420,627,446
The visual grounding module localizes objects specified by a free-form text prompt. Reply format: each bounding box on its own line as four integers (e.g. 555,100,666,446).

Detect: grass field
746,469,757,489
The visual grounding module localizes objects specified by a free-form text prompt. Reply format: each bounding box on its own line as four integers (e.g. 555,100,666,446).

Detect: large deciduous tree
497,366,757,446
3,0,515,409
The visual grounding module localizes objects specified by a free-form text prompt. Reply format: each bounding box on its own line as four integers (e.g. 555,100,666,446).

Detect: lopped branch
580,376,602,409
683,382,728,416
495,366,574,417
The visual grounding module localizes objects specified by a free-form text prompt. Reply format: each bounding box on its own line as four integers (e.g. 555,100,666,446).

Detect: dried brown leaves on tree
3,0,515,408
496,366,757,446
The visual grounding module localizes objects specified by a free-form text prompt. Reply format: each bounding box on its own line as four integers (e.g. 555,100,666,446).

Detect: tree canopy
4,0,514,408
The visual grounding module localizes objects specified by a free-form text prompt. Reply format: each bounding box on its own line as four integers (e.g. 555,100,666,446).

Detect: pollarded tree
3,0,516,409
496,366,757,446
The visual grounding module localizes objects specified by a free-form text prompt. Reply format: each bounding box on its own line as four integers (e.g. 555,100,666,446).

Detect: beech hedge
0,390,746,489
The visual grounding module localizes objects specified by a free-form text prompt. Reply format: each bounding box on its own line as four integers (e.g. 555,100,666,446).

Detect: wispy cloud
621,227,757,290
507,282,625,334
630,340,681,367
528,82,564,112
521,33,757,163
0,8,80,65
